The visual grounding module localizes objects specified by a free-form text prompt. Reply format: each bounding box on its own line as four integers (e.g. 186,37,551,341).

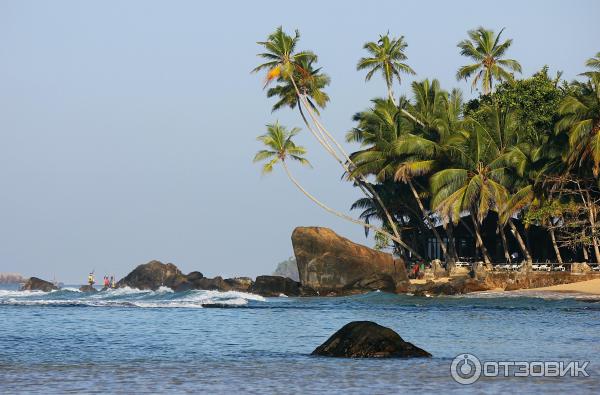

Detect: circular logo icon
450,353,482,385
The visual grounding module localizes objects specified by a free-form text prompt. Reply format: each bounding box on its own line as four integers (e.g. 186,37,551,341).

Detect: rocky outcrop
79,285,98,293
117,261,187,290
412,278,489,296
343,273,397,293
117,261,272,295
224,277,253,292
312,321,431,358
485,272,599,291
20,277,58,292
292,227,408,294
410,271,600,296
250,275,300,296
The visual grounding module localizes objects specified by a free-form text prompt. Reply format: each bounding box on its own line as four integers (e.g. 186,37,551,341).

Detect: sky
0,0,598,283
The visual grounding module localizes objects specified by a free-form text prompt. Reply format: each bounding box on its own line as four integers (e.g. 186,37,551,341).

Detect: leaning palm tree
252,26,316,85
357,33,415,102
456,27,522,94
254,27,420,257
267,58,330,120
254,122,421,256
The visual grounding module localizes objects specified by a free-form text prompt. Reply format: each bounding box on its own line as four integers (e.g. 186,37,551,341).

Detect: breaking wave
0,286,266,308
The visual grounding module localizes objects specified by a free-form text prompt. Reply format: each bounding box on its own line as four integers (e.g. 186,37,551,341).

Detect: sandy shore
409,276,600,295
521,278,600,295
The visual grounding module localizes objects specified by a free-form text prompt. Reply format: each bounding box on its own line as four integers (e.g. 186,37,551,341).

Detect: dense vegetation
253,27,600,265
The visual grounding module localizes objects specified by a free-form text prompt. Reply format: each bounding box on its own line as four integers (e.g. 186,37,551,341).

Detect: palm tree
357,33,423,127
252,26,316,84
456,27,522,94
584,52,600,74
255,27,420,257
357,33,416,102
254,122,422,256
556,71,600,262
347,90,450,260
254,122,311,174
267,58,330,122
430,104,533,264
556,74,600,175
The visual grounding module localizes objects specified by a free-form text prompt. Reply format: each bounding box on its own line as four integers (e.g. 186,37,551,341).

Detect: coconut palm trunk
548,220,563,264
587,194,600,263
281,161,423,260
407,179,448,259
498,224,511,263
446,222,459,262
508,219,532,263
289,76,417,256
471,212,491,264
579,189,600,263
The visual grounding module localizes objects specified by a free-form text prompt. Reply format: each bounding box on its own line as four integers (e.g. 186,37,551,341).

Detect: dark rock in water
250,275,300,296
344,273,397,293
117,260,187,290
312,321,431,358
192,276,230,291
224,277,253,292
20,277,58,292
79,285,98,293
292,227,409,295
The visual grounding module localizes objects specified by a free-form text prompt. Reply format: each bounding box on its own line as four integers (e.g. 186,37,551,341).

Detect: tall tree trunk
586,192,600,263
548,220,563,264
407,179,448,259
508,219,532,263
582,237,589,262
498,224,511,263
282,161,423,260
446,222,458,262
290,77,415,256
471,213,491,264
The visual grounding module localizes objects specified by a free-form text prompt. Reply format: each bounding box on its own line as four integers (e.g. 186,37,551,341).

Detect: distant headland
0,273,26,284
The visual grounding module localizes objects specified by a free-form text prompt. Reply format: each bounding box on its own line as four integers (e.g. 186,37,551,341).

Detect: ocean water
1,285,599,394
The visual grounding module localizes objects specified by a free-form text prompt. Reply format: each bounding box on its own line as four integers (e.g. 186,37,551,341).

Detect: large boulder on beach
20,277,58,292
412,277,490,296
117,260,187,290
292,227,408,294
249,275,300,296
312,321,431,358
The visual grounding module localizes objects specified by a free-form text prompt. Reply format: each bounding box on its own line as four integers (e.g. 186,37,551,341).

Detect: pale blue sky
1,0,598,283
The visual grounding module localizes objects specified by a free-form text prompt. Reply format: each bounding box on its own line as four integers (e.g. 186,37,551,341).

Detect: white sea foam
61,287,82,292
0,287,266,308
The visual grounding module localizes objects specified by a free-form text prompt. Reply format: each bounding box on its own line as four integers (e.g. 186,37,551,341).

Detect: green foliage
466,67,565,138
253,26,600,261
